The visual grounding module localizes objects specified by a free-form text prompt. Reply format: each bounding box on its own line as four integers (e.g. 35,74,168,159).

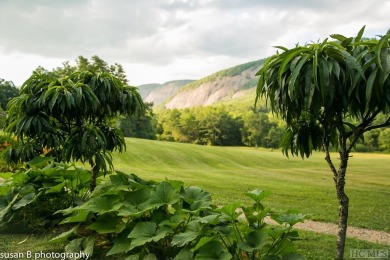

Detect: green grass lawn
113,138,390,232
0,137,389,259
295,230,389,259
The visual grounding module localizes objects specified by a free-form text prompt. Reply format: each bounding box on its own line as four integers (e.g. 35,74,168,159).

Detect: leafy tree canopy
35,55,128,84
257,26,390,158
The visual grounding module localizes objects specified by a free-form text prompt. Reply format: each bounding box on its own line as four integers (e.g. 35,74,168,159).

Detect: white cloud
0,0,388,86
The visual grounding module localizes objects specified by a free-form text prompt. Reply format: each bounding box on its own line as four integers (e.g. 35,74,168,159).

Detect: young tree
256,27,390,259
4,69,145,191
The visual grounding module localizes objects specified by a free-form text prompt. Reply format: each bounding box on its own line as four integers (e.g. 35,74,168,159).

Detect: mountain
137,59,265,109
165,59,264,109
138,80,194,106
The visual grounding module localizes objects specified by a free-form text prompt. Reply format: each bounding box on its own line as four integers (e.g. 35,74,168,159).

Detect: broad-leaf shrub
53,172,306,259
0,158,90,231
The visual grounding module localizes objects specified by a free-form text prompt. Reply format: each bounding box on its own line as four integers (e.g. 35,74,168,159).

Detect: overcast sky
0,0,389,87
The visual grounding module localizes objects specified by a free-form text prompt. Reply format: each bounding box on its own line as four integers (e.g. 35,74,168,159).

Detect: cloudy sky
0,0,389,87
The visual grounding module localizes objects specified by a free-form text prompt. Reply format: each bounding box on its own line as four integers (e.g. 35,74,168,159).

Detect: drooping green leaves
257,26,390,158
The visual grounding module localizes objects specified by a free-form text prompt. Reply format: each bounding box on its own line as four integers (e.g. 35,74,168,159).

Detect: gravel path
296,220,390,245
265,217,390,245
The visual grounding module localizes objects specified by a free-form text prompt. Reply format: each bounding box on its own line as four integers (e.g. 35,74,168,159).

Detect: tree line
119,103,284,148
119,102,390,151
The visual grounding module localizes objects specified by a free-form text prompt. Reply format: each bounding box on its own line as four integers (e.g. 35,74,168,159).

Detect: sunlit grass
113,138,390,232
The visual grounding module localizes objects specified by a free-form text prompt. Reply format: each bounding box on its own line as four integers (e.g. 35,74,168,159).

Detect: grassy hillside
113,138,390,232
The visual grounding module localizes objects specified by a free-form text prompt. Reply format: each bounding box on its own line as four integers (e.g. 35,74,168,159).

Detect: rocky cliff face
165,67,258,109
138,80,194,106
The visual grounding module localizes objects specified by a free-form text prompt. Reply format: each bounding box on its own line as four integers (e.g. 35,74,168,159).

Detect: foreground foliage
0,159,90,231
51,171,306,259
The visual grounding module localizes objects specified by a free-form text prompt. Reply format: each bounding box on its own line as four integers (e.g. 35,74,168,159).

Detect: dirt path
265,218,390,245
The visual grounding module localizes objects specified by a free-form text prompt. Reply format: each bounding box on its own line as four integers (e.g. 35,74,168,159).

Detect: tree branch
344,109,383,139
365,116,390,131
321,121,338,182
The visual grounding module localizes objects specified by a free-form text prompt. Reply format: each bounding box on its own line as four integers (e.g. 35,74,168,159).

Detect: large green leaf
11,193,37,210
192,236,216,252
59,209,91,224
79,195,121,213
87,213,126,233
271,210,307,226
288,55,310,99
238,230,268,252
46,182,66,194
379,45,390,87
128,222,173,251
0,195,19,222
242,206,270,226
106,235,132,256
118,189,154,217
159,213,187,229
65,236,95,256
365,69,378,103
26,156,55,168
150,181,180,207
278,48,309,86
244,189,272,203
171,220,202,247
174,247,193,260
195,240,232,260
181,186,212,213
218,202,241,222
49,225,79,243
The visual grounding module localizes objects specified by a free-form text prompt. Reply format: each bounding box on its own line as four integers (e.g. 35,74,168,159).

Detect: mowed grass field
0,137,388,259
114,138,390,232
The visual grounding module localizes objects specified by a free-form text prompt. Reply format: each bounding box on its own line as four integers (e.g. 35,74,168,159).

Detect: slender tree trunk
89,159,99,192
335,153,349,260
323,134,350,259
90,166,98,192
